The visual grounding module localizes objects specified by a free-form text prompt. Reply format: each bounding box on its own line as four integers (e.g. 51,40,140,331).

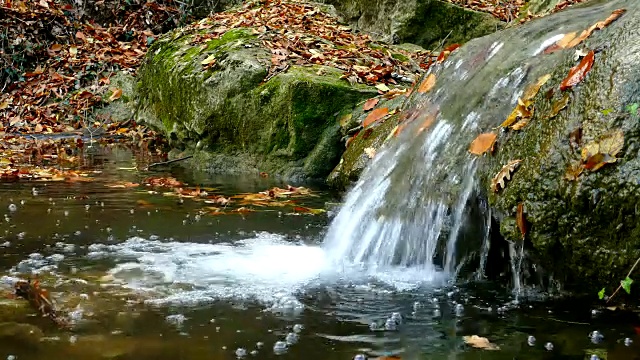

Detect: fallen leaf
522,73,551,101
339,113,353,127
516,202,526,239
491,159,522,193
0,101,9,110
511,117,529,130
417,73,436,93
49,43,62,52
69,45,78,56
565,162,583,180
560,50,594,91
375,83,390,93
364,147,376,159
109,88,123,102
581,129,624,171
363,98,379,111
201,54,216,65
550,93,570,118
363,107,389,127
594,8,626,30
501,98,533,128
463,335,500,350
469,132,497,155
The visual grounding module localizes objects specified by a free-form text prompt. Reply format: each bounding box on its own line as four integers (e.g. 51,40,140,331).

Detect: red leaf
363,107,389,127
560,50,594,91
363,98,379,111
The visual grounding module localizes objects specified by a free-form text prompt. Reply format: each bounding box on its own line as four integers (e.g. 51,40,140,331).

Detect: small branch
607,255,640,303
146,155,193,169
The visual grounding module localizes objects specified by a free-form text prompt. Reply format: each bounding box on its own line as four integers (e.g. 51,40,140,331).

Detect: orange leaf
417,73,436,93
363,98,379,111
49,44,62,52
560,50,594,91
469,132,497,155
109,88,123,102
76,31,87,41
516,202,527,239
363,107,389,127
34,123,43,133
594,8,626,30
417,112,436,134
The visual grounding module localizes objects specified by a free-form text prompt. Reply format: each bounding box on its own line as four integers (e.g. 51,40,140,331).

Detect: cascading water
322,0,626,285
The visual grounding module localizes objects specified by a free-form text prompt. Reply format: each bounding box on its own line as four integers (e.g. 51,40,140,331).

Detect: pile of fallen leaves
446,0,524,22
0,0,176,180
187,0,435,86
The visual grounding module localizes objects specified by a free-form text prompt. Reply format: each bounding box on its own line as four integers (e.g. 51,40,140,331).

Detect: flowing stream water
1,1,640,358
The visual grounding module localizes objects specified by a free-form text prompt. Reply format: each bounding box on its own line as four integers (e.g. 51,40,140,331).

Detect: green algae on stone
135,25,378,179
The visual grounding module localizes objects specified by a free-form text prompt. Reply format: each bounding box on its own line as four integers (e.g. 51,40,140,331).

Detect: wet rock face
332,0,640,292
319,0,503,48
135,10,411,180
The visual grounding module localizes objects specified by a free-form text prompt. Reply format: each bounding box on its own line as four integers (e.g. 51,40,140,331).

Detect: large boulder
134,2,429,180
329,0,640,293
319,0,503,48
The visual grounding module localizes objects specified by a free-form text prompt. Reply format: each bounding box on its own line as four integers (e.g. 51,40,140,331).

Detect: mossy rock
135,26,378,179
319,0,503,48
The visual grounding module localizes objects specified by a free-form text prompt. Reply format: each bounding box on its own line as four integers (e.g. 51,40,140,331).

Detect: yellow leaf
375,83,390,92
0,101,9,110
201,54,216,65
109,88,123,102
522,73,551,101
69,46,78,56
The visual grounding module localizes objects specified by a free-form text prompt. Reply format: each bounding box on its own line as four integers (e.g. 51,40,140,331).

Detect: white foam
86,232,446,311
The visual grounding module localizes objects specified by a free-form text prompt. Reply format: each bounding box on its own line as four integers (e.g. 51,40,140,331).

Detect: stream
0,145,637,360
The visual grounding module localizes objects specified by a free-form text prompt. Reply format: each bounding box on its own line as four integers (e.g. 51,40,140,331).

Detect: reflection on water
0,146,638,360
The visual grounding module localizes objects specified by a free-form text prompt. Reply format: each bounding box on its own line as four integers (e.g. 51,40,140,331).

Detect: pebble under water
0,147,638,360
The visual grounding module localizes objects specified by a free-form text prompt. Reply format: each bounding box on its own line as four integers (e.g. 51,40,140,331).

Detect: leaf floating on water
417,73,436,93
363,98,379,111
363,107,389,127
581,129,624,171
463,335,500,351
516,202,527,239
522,73,552,101
469,132,497,155
491,159,522,193
550,93,570,118
364,147,376,159
560,50,594,91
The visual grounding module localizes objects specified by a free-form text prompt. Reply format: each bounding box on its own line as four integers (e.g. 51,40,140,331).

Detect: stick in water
147,155,193,169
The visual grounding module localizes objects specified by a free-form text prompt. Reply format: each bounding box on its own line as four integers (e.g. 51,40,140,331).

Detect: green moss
391,52,410,62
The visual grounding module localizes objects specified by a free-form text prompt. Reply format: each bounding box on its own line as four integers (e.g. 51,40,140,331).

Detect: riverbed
0,145,637,360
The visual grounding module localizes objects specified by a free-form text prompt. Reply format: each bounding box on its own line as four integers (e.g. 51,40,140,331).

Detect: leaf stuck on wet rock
491,159,522,193
363,107,389,128
581,129,624,171
469,132,497,155
363,98,380,111
417,73,436,94
560,50,594,91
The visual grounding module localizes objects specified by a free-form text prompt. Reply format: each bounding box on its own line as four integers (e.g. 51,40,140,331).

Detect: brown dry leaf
469,132,497,155
417,73,436,93
516,202,526,239
550,93,570,118
49,43,62,52
501,98,533,128
363,98,380,111
522,73,551,101
491,159,522,193
560,50,594,91
556,31,578,49
581,129,624,171
109,88,123,102
364,147,376,159
463,335,500,351
511,117,529,130
565,161,584,181
0,101,9,110
594,8,626,29
363,107,389,127
34,123,43,133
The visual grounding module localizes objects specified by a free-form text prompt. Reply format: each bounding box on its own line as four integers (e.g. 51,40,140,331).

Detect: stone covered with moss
135,25,379,179
320,0,503,48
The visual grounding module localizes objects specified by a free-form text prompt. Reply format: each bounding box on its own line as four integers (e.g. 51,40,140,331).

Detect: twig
147,155,193,169
607,255,640,303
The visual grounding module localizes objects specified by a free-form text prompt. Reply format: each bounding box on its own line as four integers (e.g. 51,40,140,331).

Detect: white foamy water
86,232,446,309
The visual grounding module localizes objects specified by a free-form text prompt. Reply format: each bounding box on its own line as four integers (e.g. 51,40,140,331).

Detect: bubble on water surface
590,355,599,360
527,335,536,346
8,204,16,212
545,342,554,351
285,332,298,345
589,330,603,344
625,338,633,346
273,341,287,354
293,324,303,333
353,355,367,360
235,348,247,358
165,314,187,328
7,355,16,360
